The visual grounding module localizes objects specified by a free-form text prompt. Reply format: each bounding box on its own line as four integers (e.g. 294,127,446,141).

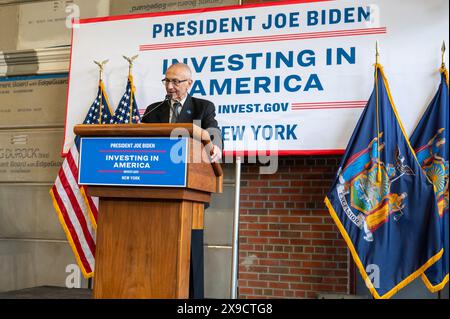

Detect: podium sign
74,124,222,298
78,137,188,187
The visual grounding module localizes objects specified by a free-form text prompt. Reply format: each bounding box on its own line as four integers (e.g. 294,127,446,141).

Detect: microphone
141,94,171,120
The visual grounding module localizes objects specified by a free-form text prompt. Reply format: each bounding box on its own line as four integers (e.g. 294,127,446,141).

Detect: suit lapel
177,95,194,123
158,100,170,122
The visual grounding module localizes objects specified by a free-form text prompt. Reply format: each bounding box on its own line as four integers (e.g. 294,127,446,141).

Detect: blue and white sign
78,137,188,187
64,0,449,155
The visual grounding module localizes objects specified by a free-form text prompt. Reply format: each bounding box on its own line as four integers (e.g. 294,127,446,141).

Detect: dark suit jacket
141,94,221,147
142,95,218,129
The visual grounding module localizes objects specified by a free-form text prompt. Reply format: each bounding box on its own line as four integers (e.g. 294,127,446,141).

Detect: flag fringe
422,273,449,293
80,186,98,230
49,188,94,279
439,66,449,86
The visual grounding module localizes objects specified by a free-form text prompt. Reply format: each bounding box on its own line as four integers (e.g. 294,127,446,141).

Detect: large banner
65,0,449,155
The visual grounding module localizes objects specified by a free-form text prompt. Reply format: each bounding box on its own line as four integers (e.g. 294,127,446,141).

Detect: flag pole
94,60,108,124
123,55,138,123
375,41,380,65
440,41,449,88
375,41,382,182
438,40,446,301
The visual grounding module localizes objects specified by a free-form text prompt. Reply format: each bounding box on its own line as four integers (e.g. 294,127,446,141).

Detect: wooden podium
74,123,223,299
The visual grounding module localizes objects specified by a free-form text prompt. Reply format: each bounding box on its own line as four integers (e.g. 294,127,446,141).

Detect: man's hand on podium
210,144,222,163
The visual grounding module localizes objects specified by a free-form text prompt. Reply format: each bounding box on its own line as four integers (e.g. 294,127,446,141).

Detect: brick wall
238,156,350,298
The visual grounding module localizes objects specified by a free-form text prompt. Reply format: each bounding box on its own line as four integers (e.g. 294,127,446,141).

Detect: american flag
50,80,113,278
111,75,141,124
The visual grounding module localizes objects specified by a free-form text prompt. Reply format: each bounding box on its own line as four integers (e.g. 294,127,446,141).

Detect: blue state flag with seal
410,66,449,293
325,64,444,299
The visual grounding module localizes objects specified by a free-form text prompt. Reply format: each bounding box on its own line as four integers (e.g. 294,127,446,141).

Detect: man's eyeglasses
161,78,189,86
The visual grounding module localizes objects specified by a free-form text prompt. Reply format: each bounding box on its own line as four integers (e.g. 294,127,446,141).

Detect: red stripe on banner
78,0,333,24
51,185,92,274
223,149,345,156
291,105,366,108
292,100,367,106
96,170,167,174
139,170,167,174
139,30,386,50
291,100,367,110
141,27,385,48
140,28,386,50
58,168,96,256
292,105,365,108
292,106,365,110
97,170,123,173
139,31,384,50
98,150,167,153
140,28,386,51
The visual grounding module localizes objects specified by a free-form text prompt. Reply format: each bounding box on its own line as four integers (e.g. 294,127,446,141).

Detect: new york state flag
325,64,443,299
410,66,449,293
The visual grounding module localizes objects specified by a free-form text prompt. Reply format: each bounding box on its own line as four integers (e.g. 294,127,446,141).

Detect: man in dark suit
142,63,221,162
141,63,221,298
